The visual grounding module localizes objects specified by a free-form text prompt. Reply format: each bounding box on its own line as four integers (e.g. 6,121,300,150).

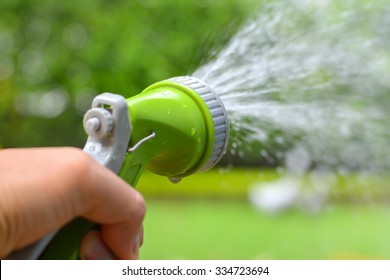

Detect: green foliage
0,0,258,147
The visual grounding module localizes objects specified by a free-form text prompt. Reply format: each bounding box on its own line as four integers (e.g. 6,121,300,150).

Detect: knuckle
57,148,95,214
62,148,94,186
132,191,146,220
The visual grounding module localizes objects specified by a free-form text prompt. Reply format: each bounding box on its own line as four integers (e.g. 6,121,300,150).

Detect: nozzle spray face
168,76,230,174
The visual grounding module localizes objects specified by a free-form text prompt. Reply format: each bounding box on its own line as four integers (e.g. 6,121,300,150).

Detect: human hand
0,147,145,260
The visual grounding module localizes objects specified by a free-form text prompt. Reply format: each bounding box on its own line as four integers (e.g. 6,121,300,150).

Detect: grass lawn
140,199,390,260
137,168,390,259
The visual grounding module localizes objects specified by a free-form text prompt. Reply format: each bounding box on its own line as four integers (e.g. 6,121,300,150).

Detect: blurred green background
1,0,390,260
0,0,258,148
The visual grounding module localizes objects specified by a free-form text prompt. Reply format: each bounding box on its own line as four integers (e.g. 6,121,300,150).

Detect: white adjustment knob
83,108,114,139
85,117,101,132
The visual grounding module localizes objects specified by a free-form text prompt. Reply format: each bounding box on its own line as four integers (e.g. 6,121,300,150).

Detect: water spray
8,76,229,259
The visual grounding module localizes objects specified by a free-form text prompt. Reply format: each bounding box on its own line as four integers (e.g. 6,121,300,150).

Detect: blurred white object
248,177,299,214
248,176,330,214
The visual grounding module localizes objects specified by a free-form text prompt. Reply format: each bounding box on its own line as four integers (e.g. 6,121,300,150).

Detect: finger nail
81,233,115,260
131,234,140,259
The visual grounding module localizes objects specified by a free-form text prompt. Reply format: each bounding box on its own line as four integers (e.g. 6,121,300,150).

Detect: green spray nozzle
7,76,229,260
119,76,230,185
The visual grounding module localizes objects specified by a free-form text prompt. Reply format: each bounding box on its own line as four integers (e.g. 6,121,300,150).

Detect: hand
0,147,145,260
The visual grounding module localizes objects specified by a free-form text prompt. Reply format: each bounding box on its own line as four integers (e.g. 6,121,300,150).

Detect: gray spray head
168,76,230,174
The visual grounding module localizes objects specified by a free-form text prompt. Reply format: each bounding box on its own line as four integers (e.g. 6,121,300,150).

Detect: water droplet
169,177,181,184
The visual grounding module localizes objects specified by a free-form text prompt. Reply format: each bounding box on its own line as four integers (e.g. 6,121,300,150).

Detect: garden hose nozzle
119,76,230,184
7,76,230,260
82,76,230,185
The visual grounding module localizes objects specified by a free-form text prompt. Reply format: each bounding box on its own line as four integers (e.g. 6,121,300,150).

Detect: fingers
80,225,144,260
0,147,146,259
78,156,146,259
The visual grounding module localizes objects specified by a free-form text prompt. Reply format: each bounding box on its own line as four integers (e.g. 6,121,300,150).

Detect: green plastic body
40,80,216,259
